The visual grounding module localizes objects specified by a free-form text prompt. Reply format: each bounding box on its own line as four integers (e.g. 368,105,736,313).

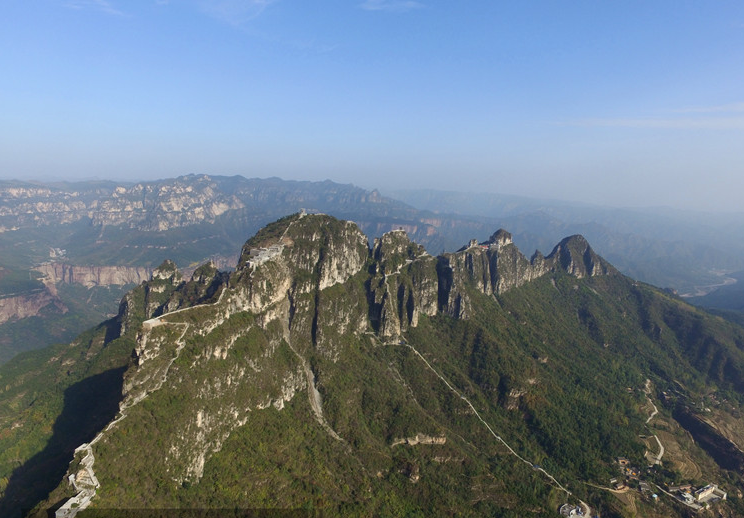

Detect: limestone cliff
90,177,244,231
368,230,438,339
35,263,152,288
436,229,615,320
0,289,65,325
0,175,243,231
115,260,184,336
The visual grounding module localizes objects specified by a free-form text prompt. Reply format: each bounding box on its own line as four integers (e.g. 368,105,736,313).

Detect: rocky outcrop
35,263,152,288
364,227,615,338
116,260,184,336
161,261,228,314
0,175,244,231
368,230,438,339
437,229,615,319
0,289,65,324
546,234,614,278
230,214,369,312
438,230,545,318
391,434,447,447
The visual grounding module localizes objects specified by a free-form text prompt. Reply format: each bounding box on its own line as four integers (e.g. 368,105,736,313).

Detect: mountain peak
548,234,614,278
486,228,513,248
151,259,182,284
373,229,426,274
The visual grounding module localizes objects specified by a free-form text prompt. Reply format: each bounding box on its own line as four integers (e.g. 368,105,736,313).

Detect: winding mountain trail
653,434,665,464
644,379,658,425
643,379,664,464
401,342,591,515
646,399,658,425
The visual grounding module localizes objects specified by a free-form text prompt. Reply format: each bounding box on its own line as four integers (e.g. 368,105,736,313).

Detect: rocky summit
2,214,744,518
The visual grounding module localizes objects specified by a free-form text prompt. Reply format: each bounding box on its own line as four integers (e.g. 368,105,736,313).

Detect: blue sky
1,1,743,211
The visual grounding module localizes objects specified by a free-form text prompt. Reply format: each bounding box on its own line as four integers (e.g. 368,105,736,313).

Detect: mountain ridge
3,215,744,517
54,214,618,514
5,174,744,366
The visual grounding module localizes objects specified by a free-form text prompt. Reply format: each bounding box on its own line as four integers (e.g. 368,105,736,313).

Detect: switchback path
643,379,664,464
646,399,658,424
653,434,665,464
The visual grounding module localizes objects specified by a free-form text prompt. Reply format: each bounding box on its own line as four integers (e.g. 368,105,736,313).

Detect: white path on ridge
653,434,665,464
646,399,658,425
60,235,300,516
644,379,658,425
58,319,191,518
60,279,232,516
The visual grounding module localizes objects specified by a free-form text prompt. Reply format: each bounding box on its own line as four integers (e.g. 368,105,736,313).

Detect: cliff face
0,290,65,325
0,176,243,231
436,230,615,319
35,263,152,288
115,260,186,336
365,228,614,337
368,230,439,339
90,178,244,231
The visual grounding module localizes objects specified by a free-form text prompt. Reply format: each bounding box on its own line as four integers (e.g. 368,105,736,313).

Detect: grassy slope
0,321,133,516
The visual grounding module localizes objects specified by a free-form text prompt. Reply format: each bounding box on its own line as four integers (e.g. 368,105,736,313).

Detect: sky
1,1,743,212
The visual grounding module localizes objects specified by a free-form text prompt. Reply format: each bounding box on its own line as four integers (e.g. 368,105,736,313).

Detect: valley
680,273,738,298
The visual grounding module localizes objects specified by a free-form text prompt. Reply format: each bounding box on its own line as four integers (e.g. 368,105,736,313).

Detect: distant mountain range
2,174,744,363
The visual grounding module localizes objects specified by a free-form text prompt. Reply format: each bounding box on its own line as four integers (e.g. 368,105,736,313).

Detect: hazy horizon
6,172,744,217
2,1,743,212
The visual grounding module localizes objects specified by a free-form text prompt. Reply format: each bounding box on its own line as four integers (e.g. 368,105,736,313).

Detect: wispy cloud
673,102,744,114
566,116,744,130
198,0,278,25
560,102,744,130
359,0,423,13
65,0,127,17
